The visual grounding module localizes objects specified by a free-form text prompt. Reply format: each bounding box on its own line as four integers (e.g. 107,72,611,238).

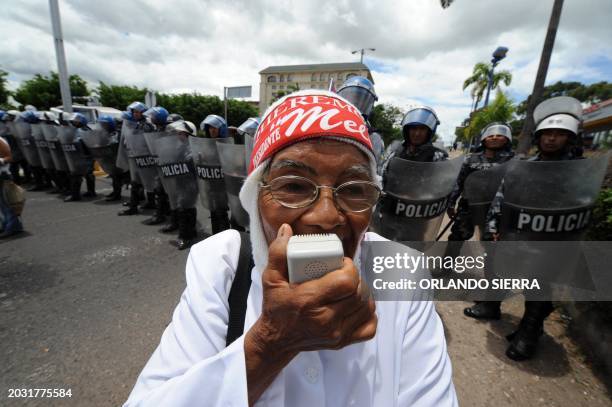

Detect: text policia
372,252,486,274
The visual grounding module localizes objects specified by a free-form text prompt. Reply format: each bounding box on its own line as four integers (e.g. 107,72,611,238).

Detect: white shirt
124,230,458,407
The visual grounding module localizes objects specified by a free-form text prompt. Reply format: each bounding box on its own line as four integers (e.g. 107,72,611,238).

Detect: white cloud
1,0,610,144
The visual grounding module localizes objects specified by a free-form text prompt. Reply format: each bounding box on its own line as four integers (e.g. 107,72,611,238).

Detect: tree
13,72,89,109
0,69,11,109
516,81,612,115
97,82,148,111
463,62,512,111
369,103,404,146
517,0,565,154
463,91,516,144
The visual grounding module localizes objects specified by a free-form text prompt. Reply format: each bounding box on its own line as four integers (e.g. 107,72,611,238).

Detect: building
258,62,374,114
583,98,612,148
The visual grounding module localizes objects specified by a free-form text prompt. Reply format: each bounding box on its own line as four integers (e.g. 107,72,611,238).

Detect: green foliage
369,103,404,146
97,83,258,126
462,91,515,143
13,72,89,109
587,188,612,240
97,82,148,111
463,62,512,111
0,69,11,108
517,81,612,116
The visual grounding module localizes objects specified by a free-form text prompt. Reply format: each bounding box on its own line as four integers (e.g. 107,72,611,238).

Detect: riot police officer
66,112,97,200
142,107,171,226
20,110,51,191
160,120,199,250
199,114,233,234
336,76,385,173
95,115,125,201
466,97,589,361
119,101,151,215
384,106,448,163
447,122,515,241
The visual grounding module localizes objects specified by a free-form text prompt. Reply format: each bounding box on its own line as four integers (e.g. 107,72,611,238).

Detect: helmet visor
401,108,439,132
337,87,377,116
482,124,512,141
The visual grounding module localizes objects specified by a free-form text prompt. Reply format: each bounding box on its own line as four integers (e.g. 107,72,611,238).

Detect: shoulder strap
226,231,253,347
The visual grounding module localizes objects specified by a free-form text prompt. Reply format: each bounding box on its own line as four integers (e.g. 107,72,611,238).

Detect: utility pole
351,48,376,64
517,0,564,154
49,0,72,113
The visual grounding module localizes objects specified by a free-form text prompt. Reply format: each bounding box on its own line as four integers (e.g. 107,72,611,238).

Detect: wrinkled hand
250,224,377,354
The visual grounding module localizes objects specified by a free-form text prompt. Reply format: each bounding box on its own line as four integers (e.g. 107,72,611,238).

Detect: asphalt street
1,177,611,406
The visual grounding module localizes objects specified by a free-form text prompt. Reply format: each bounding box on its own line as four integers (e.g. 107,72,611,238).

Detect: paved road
1,178,610,406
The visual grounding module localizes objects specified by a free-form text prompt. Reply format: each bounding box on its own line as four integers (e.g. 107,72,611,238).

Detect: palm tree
463,62,512,111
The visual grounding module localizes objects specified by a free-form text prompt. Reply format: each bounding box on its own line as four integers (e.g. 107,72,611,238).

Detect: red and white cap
249,90,374,173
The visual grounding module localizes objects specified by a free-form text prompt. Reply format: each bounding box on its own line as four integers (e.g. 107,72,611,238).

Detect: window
287,74,293,81
272,85,277,90
311,73,317,81
320,72,326,81
280,74,285,82
267,75,277,83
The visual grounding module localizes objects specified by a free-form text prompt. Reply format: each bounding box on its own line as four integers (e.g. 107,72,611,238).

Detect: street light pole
49,0,72,113
351,48,376,64
483,46,508,108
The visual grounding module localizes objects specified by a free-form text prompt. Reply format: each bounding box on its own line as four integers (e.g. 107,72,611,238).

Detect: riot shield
41,123,69,172
80,123,119,175
217,142,249,228
116,120,134,172
31,123,55,170
244,134,254,166
57,126,88,175
5,122,25,162
189,137,233,211
125,128,158,191
154,135,198,210
371,156,464,241
500,155,609,241
463,162,510,235
14,121,41,167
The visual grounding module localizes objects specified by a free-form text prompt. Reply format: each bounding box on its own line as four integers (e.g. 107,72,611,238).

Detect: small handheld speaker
287,234,344,284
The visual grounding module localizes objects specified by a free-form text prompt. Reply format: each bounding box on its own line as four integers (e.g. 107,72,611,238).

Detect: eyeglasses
260,175,382,212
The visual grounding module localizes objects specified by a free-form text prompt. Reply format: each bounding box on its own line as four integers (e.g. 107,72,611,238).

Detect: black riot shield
41,123,69,172
125,128,158,191
217,142,249,228
31,123,55,170
153,135,198,210
14,121,41,167
189,137,233,212
57,126,88,175
499,155,609,241
80,123,120,176
5,121,25,162
371,156,464,241
463,162,510,236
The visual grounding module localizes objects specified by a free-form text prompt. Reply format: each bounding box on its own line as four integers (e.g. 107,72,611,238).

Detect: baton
435,213,457,241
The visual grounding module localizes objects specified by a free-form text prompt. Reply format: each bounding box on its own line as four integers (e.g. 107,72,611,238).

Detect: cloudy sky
2,0,611,143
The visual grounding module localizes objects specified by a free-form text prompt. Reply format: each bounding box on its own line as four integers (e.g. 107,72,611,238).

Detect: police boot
210,209,231,235
506,301,553,361
28,166,47,191
64,175,82,202
58,171,71,196
143,191,167,225
46,170,61,194
159,210,179,233
140,191,157,210
177,208,198,250
118,183,140,215
464,301,501,320
105,174,123,201
83,173,97,198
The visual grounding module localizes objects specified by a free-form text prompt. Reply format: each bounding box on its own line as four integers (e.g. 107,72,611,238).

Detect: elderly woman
124,91,457,406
